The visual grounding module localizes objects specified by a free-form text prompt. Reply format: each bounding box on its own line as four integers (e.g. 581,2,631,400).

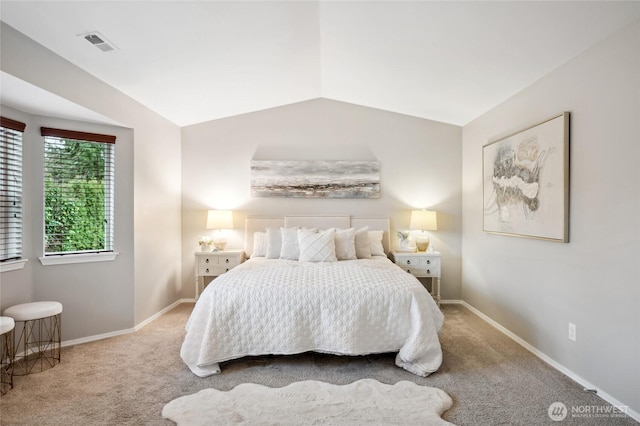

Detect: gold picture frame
483,112,570,242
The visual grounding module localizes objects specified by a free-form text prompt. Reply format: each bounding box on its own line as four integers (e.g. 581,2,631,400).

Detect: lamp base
415,236,430,252
213,239,227,251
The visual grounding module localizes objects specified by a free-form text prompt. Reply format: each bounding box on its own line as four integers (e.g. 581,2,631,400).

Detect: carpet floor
0,303,636,425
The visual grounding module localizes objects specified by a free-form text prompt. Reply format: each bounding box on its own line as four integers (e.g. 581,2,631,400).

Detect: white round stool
0,316,15,394
3,302,62,375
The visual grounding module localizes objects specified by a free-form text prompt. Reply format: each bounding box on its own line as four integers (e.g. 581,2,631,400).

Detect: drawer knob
426,260,431,264
225,259,230,264
406,260,411,265
205,268,209,273
225,268,229,272
406,269,411,273
427,269,431,274
205,259,209,264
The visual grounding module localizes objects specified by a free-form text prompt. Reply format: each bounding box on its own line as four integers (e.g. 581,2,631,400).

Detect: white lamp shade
409,210,437,231
206,210,233,229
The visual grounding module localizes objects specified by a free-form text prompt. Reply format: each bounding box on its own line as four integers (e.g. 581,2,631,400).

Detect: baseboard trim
61,328,134,348
133,298,192,331
61,298,193,348
458,300,639,422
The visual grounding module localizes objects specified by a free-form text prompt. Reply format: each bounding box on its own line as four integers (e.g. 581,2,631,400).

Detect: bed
180,216,444,377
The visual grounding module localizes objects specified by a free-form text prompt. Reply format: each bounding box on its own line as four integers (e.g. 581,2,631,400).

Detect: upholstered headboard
244,215,391,257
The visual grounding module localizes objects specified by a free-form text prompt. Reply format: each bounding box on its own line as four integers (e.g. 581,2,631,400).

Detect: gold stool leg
1,328,14,395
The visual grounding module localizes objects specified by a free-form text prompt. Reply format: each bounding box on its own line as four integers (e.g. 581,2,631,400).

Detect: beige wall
0,23,182,339
461,20,640,414
181,98,462,299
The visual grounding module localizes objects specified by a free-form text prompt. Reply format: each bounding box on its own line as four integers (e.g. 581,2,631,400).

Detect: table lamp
409,209,437,252
206,210,233,251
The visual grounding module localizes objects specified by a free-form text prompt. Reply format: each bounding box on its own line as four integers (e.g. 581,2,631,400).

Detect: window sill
39,252,119,266
1,259,28,273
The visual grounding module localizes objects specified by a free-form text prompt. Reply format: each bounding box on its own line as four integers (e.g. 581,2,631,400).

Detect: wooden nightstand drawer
198,265,232,275
394,255,415,266
396,255,438,266
198,256,218,266
418,257,439,267
392,253,440,267
218,255,240,266
400,265,439,277
198,255,239,267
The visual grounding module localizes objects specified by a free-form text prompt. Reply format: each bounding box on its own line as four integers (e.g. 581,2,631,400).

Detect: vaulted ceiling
1,1,639,127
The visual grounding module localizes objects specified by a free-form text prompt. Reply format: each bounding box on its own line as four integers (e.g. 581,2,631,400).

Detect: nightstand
195,249,245,300
390,251,442,306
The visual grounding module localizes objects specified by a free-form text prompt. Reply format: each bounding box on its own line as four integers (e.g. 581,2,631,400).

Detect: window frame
40,127,118,263
0,116,26,272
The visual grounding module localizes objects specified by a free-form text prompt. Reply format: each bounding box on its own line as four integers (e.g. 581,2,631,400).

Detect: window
0,117,25,263
41,127,116,256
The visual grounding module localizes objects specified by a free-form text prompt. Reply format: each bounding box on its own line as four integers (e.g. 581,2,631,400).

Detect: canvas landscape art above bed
250,160,381,198
180,216,444,377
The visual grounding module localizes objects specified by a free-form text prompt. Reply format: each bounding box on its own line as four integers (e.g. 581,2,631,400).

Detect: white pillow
354,226,371,259
251,231,267,258
298,228,337,262
280,227,300,260
369,230,385,256
265,227,282,259
334,227,356,260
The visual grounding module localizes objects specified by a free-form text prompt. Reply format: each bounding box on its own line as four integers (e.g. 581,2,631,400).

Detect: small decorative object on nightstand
198,236,214,252
390,250,442,306
396,231,411,250
194,249,244,300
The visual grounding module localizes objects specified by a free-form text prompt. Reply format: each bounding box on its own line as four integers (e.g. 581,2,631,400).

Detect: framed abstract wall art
483,112,570,242
250,160,380,198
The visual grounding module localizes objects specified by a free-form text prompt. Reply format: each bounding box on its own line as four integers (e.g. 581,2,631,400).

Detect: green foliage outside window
44,139,110,253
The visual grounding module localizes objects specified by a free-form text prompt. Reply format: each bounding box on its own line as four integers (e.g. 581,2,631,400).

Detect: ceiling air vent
82,32,117,52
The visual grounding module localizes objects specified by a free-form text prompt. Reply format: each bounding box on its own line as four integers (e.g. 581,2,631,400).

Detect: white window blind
41,127,116,255
0,117,25,262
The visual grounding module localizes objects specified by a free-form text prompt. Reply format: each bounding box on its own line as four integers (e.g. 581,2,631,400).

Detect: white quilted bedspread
181,257,444,377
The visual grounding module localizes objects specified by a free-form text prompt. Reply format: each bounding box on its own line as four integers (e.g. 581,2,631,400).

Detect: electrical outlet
568,323,577,342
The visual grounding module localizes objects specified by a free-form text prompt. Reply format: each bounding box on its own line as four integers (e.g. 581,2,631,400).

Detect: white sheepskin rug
162,378,454,425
